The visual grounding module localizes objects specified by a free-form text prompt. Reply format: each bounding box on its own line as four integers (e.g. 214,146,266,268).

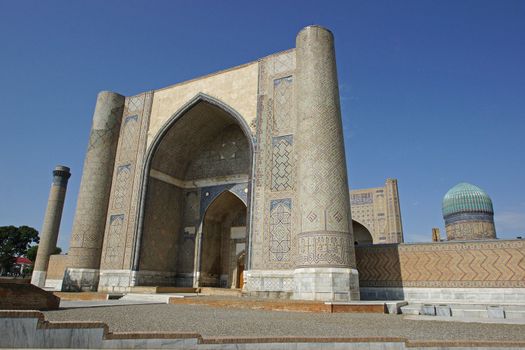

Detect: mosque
31,26,524,303
442,182,496,241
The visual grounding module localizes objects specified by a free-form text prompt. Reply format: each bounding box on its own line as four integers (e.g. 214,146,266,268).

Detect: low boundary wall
0,283,60,310
1,311,524,349
355,239,525,302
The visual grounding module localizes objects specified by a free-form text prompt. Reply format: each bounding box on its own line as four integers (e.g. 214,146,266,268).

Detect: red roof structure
15,257,33,265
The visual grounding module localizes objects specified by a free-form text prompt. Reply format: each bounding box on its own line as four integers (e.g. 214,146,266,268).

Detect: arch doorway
352,220,373,245
199,191,247,288
134,95,253,288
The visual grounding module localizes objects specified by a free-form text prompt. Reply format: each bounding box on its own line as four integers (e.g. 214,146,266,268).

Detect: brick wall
46,255,70,280
0,283,59,310
355,239,525,288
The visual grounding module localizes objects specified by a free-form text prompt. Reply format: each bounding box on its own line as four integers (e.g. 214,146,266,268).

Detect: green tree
0,226,39,274
26,245,62,263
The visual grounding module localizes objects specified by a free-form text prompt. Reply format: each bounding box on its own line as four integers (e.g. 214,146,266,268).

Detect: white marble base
62,268,100,292
30,270,46,287
98,269,133,292
361,287,525,303
243,269,294,298
44,278,63,291
293,267,360,301
98,269,179,292
131,270,177,287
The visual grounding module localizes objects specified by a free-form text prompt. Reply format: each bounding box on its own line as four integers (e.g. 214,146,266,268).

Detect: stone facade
356,239,525,288
40,25,523,303
356,239,525,302
44,255,70,290
64,92,125,291
350,178,403,244
43,26,358,300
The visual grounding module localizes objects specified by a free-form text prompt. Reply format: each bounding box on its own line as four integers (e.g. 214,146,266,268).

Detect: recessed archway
352,220,373,245
199,190,247,288
132,94,253,287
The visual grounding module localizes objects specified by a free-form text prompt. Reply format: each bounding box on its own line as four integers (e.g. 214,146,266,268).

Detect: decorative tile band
444,211,494,225
356,240,525,288
296,231,352,268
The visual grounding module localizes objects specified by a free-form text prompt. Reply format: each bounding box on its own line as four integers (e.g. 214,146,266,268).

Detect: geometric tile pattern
272,51,295,75
271,135,293,191
251,49,297,271
184,125,250,181
120,115,139,160
351,192,373,205
113,164,131,210
356,240,525,287
123,91,153,270
446,220,496,241
104,214,125,265
296,231,351,267
273,76,293,134
199,183,249,218
69,96,123,257
269,198,292,261
127,95,144,114
298,109,350,233
99,91,153,272
295,34,354,268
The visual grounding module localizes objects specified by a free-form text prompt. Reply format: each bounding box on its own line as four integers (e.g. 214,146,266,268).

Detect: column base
44,279,63,291
62,268,100,292
30,270,47,288
293,267,360,301
242,269,294,299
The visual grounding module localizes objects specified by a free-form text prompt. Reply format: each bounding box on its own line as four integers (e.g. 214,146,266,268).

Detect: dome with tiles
442,182,493,218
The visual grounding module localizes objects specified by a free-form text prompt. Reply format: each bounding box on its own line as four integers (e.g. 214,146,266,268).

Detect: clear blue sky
1,0,524,250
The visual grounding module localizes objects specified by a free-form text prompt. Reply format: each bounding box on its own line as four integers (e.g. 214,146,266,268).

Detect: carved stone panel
297,231,352,267
272,76,293,134
113,164,131,210
269,199,292,262
271,135,293,192
104,215,125,265
356,240,525,288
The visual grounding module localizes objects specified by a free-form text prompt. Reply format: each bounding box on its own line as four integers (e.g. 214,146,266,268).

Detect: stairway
400,302,525,320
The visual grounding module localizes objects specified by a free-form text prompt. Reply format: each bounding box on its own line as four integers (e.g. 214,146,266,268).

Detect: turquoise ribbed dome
442,183,493,218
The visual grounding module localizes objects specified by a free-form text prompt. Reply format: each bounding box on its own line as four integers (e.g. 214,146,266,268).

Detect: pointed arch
197,190,247,288
131,93,255,272
352,219,373,245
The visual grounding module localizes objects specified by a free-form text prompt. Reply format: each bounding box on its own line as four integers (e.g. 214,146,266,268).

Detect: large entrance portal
134,95,253,288
199,191,246,288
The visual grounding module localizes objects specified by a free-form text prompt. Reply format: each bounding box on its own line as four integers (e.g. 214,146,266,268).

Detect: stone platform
127,286,241,296
401,301,525,320
53,292,111,301
3,310,525,349
168,295,405,314
0,283,60,310
129,286,197,294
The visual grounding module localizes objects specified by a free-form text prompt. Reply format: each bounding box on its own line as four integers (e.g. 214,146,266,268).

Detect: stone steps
327,301,408,314
120,293,197,303
129,286,197,294
400,302,525,320
5,310,525,349
198,287,242,297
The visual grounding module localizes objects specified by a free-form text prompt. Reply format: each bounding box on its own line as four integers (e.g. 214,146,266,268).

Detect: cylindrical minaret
31,166,71,287
385,178,404,243
293,26,359,301
63,91,124,291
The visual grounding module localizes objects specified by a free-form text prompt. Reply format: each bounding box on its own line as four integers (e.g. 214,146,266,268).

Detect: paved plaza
43,303,525,342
